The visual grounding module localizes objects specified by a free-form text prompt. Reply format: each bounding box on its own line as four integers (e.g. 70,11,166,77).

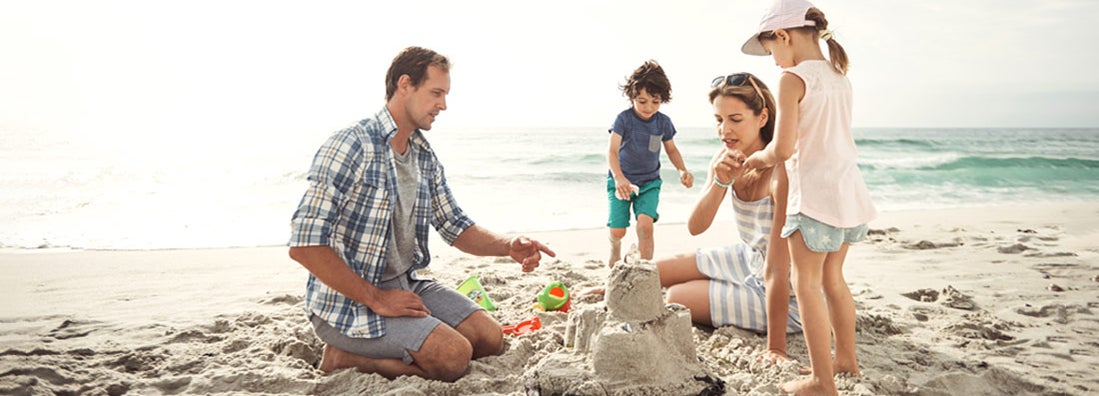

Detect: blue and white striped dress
696,190,802,333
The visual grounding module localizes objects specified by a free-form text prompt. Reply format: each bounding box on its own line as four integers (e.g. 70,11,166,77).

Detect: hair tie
820,30,833,41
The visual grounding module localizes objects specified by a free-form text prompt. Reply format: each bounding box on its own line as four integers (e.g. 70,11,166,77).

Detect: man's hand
366,288,431,318
508,236,556,272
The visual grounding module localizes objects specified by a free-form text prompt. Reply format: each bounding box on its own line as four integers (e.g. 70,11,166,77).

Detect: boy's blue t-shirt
608,108,677,185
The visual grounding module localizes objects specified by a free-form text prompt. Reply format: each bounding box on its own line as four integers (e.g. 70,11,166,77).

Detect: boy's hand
614,178,636,201
679,169,694,188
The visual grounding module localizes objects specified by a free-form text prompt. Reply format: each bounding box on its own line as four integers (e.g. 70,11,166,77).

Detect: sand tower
525,247,720,395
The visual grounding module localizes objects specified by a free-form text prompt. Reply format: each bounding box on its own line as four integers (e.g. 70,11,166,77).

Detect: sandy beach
2,202,1097,395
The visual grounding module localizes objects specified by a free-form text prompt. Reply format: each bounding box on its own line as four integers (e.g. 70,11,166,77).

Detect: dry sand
2,202,1097,395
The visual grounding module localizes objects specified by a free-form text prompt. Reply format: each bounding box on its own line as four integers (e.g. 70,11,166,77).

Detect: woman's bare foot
780,375,837,396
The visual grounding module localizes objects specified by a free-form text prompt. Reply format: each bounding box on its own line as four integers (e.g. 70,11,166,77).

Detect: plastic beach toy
535,281,571,312
457,275,496,311
502,316,542,336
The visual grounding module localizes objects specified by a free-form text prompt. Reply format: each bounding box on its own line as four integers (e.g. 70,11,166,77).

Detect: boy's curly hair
621,60,672,103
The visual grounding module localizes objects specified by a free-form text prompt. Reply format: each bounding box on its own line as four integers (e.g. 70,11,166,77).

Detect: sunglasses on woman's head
711,73,765,102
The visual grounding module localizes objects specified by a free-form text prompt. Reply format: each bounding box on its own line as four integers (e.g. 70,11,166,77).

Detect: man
288,46,555,382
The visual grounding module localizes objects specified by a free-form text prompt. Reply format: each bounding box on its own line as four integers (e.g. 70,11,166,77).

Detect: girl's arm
687,149,730,235
663,139,694,188
607,132,633,199
763,164,793,362
744,72,805,170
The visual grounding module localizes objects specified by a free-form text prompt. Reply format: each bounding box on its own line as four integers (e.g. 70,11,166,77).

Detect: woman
656,72,801,363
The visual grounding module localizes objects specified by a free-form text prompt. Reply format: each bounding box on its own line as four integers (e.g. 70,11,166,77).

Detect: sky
2,0,1098,147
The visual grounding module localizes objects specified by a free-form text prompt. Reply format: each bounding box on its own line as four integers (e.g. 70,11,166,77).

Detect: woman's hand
711,148,745,186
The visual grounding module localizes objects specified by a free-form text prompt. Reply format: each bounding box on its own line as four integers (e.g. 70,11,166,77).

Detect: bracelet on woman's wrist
713,177,733,188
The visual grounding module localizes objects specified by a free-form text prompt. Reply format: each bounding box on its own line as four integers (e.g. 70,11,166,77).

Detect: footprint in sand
907,305,945,322
1015,303,1083,324
47,319,96,340
905,240,962,250
997,243,1030,254
901,288,939,302
1023,251,1078,258
941,285,977,311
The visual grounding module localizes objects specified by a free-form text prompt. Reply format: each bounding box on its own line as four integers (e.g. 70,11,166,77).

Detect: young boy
606,60,693,266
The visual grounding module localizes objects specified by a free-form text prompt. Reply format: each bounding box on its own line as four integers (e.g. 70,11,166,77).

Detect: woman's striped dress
695,190,802,333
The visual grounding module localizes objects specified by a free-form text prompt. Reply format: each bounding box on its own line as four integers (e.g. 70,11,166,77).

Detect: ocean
2,126,1097,250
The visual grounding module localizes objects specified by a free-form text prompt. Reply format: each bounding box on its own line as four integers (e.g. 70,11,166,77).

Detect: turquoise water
2,126,1097,249
429,127,1099,233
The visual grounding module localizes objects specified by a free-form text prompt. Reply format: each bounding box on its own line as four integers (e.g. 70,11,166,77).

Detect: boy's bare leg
608,228,626,267
636,214,655,260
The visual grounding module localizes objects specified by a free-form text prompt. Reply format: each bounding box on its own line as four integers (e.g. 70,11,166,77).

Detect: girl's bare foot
795,359,860,376
759,349,796,365
780,375,837,396
832,358,861,376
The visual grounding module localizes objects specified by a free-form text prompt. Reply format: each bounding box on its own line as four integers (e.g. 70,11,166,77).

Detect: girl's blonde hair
760,7,849,75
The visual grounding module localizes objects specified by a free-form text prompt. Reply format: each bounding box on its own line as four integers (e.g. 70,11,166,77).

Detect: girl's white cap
741,0,818,56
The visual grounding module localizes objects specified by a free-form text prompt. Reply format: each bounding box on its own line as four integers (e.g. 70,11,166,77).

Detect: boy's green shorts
606,178,661,228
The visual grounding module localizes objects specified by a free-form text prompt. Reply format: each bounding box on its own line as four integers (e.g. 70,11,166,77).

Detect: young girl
606,60,693,267
656,72,802,364
741,0,877,395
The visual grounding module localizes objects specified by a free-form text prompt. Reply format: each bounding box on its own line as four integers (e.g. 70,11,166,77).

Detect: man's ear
396,74,412,96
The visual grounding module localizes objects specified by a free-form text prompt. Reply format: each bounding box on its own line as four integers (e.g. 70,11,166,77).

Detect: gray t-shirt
381,144,421,281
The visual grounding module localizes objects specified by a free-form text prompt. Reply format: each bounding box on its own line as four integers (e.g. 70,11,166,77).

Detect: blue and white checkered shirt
289,106,474,338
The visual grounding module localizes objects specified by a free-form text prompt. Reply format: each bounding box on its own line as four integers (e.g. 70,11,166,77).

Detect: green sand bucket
537,281,570,312
457,275,496,311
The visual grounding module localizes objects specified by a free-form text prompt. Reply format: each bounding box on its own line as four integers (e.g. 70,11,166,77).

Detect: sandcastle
525,247,720,395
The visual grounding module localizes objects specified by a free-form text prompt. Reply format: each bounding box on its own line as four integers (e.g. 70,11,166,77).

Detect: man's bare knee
423,345,471,381
415,326,473,381
477,326,504,357
457,311,504,358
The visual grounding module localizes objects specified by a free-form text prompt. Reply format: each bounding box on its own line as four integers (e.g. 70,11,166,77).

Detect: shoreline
5,200,1098,254
2,202,1097,395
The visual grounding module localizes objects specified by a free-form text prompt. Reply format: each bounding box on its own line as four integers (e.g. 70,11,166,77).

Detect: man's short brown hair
385,46,451,101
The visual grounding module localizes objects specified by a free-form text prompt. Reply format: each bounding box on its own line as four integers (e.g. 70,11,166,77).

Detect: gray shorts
310,273,482,364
